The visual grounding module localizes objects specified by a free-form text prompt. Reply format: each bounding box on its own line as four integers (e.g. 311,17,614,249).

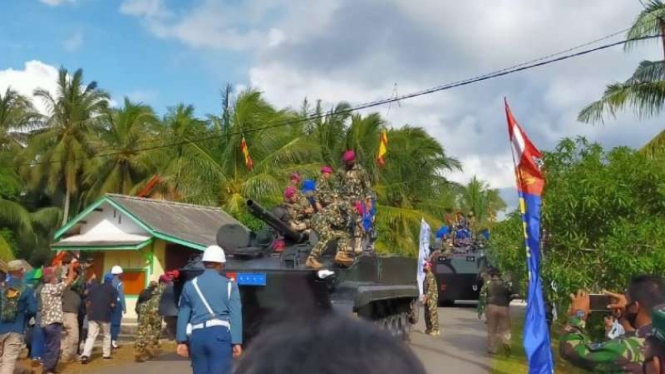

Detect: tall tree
579,2,665,135
458,176,506,225
82,98,159,201
21,67,110,226
0,88,38,150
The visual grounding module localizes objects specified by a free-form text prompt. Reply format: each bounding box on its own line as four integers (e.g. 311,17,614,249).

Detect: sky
1,0,663,211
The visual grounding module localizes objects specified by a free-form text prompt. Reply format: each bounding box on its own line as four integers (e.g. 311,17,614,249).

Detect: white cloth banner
417,218,431,297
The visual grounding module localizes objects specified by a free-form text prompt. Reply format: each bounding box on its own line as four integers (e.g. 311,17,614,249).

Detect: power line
31,27,634,158
21,33,660,166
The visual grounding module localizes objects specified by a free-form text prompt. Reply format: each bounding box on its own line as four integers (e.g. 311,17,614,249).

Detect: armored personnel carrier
160,200,420,345
432,242,490,305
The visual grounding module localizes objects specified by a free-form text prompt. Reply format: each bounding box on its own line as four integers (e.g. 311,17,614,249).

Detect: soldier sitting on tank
284,186,313,232
288,172,312,209
305,193,355,270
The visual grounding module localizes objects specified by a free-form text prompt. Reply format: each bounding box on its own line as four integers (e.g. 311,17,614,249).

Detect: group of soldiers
281,150,375,270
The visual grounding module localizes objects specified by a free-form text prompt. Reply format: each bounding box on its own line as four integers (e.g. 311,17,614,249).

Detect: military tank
160,200,420,346
432,241,490,305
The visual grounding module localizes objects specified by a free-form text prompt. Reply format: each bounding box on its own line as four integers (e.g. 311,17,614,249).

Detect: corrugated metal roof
106,194,246,249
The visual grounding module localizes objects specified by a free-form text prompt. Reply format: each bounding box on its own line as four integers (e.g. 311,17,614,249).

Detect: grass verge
491,309,587,374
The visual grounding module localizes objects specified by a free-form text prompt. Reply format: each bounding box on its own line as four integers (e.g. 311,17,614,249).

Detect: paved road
90,306,491,374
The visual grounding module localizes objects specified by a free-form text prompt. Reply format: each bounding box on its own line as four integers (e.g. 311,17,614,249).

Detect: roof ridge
105,193,223,211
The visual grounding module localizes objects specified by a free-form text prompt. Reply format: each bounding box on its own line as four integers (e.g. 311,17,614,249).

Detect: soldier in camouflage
643,304,665,374
305,193,355,270
134,276,168,362
479,268,513,356
289,172,312,210
284,186,314,232
560,275,665,374
317,165,337,209
423,261,439,336
338,150,373,254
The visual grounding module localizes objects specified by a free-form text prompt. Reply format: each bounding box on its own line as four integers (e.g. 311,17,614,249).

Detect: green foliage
0,68,510,262
489,137,665,311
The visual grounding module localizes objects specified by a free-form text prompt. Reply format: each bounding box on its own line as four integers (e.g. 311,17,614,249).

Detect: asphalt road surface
90,306,491,374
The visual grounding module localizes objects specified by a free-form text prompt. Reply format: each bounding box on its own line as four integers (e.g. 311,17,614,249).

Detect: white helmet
202,245,226,263
111,265,124,275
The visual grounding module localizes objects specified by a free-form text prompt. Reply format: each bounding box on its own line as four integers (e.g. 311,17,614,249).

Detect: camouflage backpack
0,283,24,323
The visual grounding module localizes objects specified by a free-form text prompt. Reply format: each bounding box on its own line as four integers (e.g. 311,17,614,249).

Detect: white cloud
0,61,60,115
63,32,83,52
39,0,76,6
119,0,282,50
126,90,157,103
122,0,665,210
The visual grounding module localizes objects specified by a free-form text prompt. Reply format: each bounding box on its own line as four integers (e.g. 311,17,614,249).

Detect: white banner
417,218,431,297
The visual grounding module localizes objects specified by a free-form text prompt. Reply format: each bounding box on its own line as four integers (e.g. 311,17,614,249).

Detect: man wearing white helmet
176,245,242,374
110,266,125,349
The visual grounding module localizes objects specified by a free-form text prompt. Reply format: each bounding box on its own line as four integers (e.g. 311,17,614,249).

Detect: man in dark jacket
80,273,118,364
483,268,514,356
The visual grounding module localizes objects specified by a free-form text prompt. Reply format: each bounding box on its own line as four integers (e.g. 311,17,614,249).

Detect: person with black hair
235,315,426,374
560,275,665,374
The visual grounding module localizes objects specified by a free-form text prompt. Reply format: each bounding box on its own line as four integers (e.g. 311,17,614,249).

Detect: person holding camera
559,275,665,374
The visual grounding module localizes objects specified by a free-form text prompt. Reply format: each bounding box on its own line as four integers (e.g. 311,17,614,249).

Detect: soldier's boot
305,256,323,270
334,252,354,267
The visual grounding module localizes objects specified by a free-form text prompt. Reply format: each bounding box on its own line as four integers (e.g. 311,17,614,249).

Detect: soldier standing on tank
284,186,313,232
317,165,337,209
423,261,440,336
482,268,513,356
305,193,355,270
134,275,168,362
338,150,373,254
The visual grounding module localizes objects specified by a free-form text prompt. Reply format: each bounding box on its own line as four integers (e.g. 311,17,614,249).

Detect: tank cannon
160,199,420,345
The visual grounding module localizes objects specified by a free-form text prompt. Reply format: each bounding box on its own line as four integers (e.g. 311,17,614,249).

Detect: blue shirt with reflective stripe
176,269,242,344
0,277,37,334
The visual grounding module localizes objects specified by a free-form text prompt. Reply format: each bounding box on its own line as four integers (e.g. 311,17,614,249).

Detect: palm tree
175,89,318,212
82,98,159,202
371,127,461,255
579,1,665,127
0,88,38,150
458,176,507,225
21,67,110,226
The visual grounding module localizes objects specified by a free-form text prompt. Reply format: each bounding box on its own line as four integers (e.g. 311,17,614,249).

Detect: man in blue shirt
0,260,37,374
176,245,242,374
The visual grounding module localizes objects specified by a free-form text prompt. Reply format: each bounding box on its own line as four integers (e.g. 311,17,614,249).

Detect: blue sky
1,0,252,116
1,0,664,211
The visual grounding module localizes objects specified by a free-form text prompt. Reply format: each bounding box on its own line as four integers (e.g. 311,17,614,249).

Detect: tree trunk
61,187,70,227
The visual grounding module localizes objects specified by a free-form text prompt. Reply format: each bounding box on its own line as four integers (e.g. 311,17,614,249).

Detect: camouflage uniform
316,176,337,208
285,198,312,231
559,315,650,374
308,199,353,261
482,278,512,354
338,164,372,252
134,284,165,359
423,270,439,334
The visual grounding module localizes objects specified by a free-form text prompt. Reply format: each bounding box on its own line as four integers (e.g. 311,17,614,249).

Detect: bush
489,137,665,312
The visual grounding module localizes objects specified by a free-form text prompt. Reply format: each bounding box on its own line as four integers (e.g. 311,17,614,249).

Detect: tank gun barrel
246,199,306,243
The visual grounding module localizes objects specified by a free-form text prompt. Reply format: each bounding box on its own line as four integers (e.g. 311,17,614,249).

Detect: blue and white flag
417,218,431,297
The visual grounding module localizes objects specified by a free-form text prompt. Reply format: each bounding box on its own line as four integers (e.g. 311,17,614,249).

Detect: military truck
432,242,490,305
160,200,420,345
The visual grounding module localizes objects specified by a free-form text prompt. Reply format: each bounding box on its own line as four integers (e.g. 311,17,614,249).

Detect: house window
121,270,147,296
